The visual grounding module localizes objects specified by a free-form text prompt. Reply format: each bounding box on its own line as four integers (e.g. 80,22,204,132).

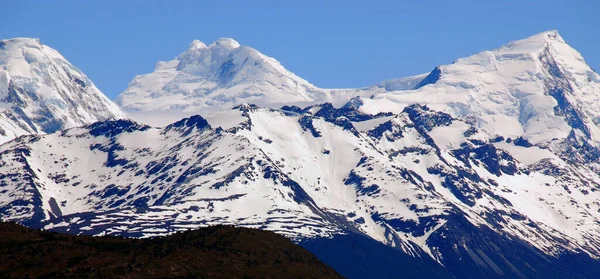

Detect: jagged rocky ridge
2,102,600,278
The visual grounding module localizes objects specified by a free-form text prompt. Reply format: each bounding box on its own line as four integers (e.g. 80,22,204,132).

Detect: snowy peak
454,30,565,63
183,38,241,53
0,37,126,143
188,39,207,50
0,38,60,85
1,37,44,65
1,37,90,85
212,38,241,49
117,38,323,113
175,38,244,74
435,30,579,86
503,29,565,52
402,30,587,91
354,30,600,150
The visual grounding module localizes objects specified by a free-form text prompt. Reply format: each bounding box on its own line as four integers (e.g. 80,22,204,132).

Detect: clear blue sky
2,0,599,99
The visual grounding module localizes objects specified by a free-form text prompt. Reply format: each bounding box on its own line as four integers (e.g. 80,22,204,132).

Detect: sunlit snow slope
116,38,332,113
355,30,600,145
2,103,600,277
0,38,126,144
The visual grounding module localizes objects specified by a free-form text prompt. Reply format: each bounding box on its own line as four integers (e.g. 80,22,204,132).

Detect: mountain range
1,30,600,278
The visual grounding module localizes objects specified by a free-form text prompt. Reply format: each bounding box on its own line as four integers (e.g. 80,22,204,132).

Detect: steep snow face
355,30,600,146
0,38,126,143
3,104,600,274
116,38,334,113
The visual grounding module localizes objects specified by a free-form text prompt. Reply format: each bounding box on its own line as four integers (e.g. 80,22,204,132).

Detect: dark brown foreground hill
0,222,342,279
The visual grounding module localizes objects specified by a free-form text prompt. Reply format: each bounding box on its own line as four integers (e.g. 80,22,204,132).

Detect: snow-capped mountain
355,30,600,146
0,38,126,144
2,102,600,277
3,30,600,278
115,38,334,113
116,31,600,148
